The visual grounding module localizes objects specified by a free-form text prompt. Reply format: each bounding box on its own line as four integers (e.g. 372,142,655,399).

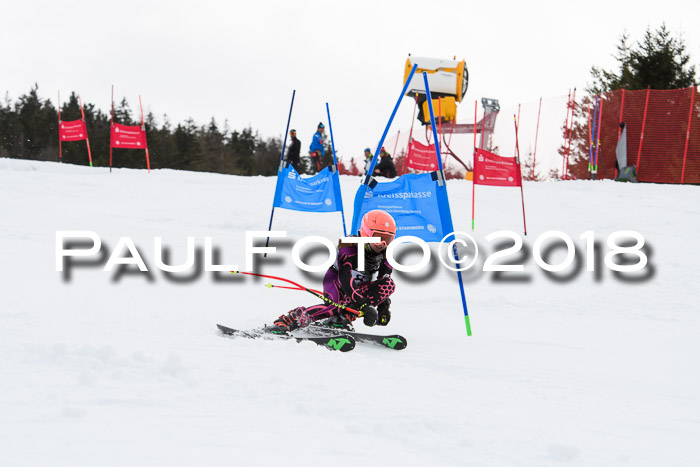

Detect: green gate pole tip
464,315,472,336
89,162,93,167
471,219,475,230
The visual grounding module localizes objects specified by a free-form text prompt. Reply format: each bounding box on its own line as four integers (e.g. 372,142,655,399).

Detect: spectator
309,122,325,173
362,147,373,177
373,147,397,178
285,129,301,172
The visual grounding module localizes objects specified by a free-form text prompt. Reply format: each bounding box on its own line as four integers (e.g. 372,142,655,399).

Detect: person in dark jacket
374,147,397,178
285,129,301,172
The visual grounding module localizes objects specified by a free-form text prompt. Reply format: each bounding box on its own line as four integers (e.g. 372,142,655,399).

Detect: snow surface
1,158,699,466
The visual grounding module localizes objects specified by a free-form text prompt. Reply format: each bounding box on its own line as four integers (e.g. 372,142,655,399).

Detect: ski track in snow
1,158,699,466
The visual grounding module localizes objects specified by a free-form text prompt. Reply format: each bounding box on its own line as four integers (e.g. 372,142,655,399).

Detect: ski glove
344,300,378,326
362,305,378,327
377,308,390,326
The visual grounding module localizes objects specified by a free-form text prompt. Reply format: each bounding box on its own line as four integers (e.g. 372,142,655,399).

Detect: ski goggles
368,230,395,248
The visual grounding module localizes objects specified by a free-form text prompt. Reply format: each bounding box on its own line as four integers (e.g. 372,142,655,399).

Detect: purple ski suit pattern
292,244,395,326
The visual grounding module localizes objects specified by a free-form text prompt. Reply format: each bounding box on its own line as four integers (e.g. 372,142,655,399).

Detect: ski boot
267,308,302,334
324,313,355,331
324,302,365,330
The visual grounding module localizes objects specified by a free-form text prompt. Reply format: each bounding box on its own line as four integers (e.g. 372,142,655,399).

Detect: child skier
271,209,397,332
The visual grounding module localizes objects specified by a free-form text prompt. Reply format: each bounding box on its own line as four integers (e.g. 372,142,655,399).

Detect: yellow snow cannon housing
422,96,457,124
404,56,468,103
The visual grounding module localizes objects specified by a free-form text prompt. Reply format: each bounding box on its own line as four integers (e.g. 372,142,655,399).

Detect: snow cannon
403,55,469,125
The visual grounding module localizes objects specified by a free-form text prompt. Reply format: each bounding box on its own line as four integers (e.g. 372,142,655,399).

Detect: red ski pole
231,271,363,317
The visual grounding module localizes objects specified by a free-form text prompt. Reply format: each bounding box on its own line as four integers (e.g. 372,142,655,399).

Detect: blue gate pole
588,96,599,180
364,63,418,185
352,64,418,232
264,90,296,256
593,97,603,180
423,73,444,173
326,102,348,237
423,72,472,336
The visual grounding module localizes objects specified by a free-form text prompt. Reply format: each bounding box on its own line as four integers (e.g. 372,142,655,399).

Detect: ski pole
231,271,364,316
232,269,305,289
267,284,363,317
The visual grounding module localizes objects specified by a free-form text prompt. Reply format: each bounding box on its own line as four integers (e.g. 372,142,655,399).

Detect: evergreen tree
142,112,166,170
0,92,20,158
589,24,697,93
254,136,282,176
521,149,543,181
14,84,58,160
86,107,111,168
113,97,134,125
229,127,258,175
200,118,225,173
172,119,201,171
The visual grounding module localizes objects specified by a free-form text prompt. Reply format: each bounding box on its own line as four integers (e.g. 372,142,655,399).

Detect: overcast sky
2,0,699,163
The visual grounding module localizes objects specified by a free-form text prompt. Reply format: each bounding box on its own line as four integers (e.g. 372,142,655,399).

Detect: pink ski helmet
360,209,396,249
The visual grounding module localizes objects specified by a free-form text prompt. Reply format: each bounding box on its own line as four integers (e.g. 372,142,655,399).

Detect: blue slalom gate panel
273,165,343,213
351,172,454,242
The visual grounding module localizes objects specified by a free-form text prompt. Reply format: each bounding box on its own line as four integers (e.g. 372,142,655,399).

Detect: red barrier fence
594,86,700,184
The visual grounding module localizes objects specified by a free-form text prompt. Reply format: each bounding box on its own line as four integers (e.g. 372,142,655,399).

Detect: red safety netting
679,88,699,184
593,86,700,184
59,120,88,142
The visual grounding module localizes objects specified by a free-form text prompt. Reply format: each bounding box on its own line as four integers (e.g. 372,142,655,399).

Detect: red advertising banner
110,123,147,149
473,148,522,187
407,139,439,171
59,120,88,142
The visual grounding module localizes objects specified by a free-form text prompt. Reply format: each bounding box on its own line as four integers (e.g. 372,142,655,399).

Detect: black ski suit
286,136,301,172
374,154,397,178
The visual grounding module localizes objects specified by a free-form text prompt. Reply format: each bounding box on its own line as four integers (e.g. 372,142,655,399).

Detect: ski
216,324,356,352
306,323,407,350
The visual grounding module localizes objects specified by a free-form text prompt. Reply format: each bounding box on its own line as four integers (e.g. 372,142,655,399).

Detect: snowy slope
1,158,699,467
